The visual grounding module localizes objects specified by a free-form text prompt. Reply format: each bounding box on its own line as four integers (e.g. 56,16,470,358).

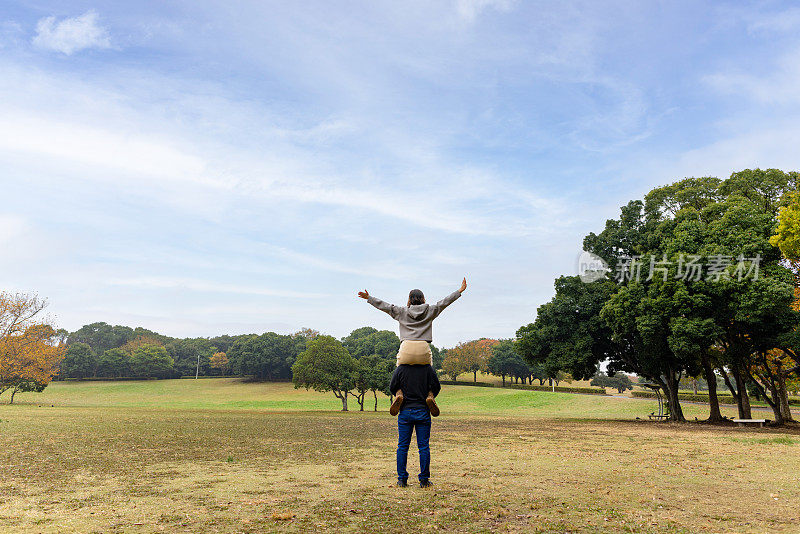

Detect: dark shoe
390,392,404,416
397,479,408,487
426,393,440,417
420,479,432,488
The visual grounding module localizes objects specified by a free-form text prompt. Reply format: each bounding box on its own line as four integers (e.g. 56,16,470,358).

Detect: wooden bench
733,418,767,427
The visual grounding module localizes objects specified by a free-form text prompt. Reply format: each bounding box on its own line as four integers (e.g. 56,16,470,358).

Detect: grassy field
2,379,799,533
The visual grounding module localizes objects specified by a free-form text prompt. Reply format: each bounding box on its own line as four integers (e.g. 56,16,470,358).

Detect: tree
292,335,355,411
441,347,465,381
121,335,165,355
130,345,174,378
342,327,400,362
517,276,615,384
487,340,527,386
444,340,494,382
770,190,800,261
228,332,298,380
208,334,248,354
294,327,321,340
167,338,217,378
350,354,392,411
97,348,130,378
590,372,633,393
431,344,443,370
0,292,65,403
67,322,135,355
60,343,98,379
210,352,230,375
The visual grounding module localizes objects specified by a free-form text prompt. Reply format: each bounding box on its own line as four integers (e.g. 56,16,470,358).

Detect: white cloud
0,59,565,238
33,10,111,55
105,276,329,299
0,111,208,182
455,0,515,23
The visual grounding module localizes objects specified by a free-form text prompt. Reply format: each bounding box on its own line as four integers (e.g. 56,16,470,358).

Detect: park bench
733,418,767,427
640,383,670,421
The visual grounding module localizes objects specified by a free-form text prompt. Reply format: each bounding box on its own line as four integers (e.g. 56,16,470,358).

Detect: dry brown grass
2,403,800,533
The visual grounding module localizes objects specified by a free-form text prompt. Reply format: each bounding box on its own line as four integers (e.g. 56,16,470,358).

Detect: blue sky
2,1,800,346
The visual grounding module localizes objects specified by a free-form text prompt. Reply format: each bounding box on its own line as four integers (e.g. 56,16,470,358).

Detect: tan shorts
396,340,433,366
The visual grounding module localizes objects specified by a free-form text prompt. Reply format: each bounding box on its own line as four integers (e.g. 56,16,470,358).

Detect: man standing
389,363,440,488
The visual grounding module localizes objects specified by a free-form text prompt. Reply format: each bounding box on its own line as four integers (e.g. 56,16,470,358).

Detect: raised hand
358,289,370,299
459,277,467,293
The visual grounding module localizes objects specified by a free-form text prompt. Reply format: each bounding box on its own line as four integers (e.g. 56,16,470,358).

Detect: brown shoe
426,392,440,417
390,391,404,416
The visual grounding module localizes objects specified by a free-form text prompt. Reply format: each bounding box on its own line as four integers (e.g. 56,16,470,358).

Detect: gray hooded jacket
367,291,461,342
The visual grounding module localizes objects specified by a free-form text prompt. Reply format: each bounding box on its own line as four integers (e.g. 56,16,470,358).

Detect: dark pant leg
396,410,413,481
414,410,432,482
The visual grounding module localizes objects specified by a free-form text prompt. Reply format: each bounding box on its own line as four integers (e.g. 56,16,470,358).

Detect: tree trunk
701,353,723,422
473,371,477,383
750,373,782,425
373,390,378,412
721,368,741,415
335,391,348,411
660,371,685,422
733,365,752,419
777,370,794,422
10,385,18,404
501,375,505,386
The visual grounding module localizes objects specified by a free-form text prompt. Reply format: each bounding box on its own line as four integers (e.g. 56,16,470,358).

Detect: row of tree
438,338,568,386
515,169,800,424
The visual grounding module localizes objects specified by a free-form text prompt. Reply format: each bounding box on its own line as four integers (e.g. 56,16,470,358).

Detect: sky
2,1,800,347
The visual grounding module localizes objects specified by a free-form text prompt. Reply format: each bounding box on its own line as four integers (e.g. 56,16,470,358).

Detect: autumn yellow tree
0,292,65,404
442,339,499,382
210,351,229,375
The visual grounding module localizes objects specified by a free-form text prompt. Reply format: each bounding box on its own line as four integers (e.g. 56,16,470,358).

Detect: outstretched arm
358,289,402,320
431,277,467,318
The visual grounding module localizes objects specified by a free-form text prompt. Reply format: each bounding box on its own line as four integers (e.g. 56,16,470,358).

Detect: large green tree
292,335,355,411
523,170,800,423
517,276,618,383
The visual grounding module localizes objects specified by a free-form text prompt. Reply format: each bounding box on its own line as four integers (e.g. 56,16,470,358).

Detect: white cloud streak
105,276,329,299
455,0,516,23
33,10,111,55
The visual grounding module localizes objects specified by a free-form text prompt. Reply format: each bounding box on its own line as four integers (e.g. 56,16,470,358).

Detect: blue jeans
397,406,431,482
